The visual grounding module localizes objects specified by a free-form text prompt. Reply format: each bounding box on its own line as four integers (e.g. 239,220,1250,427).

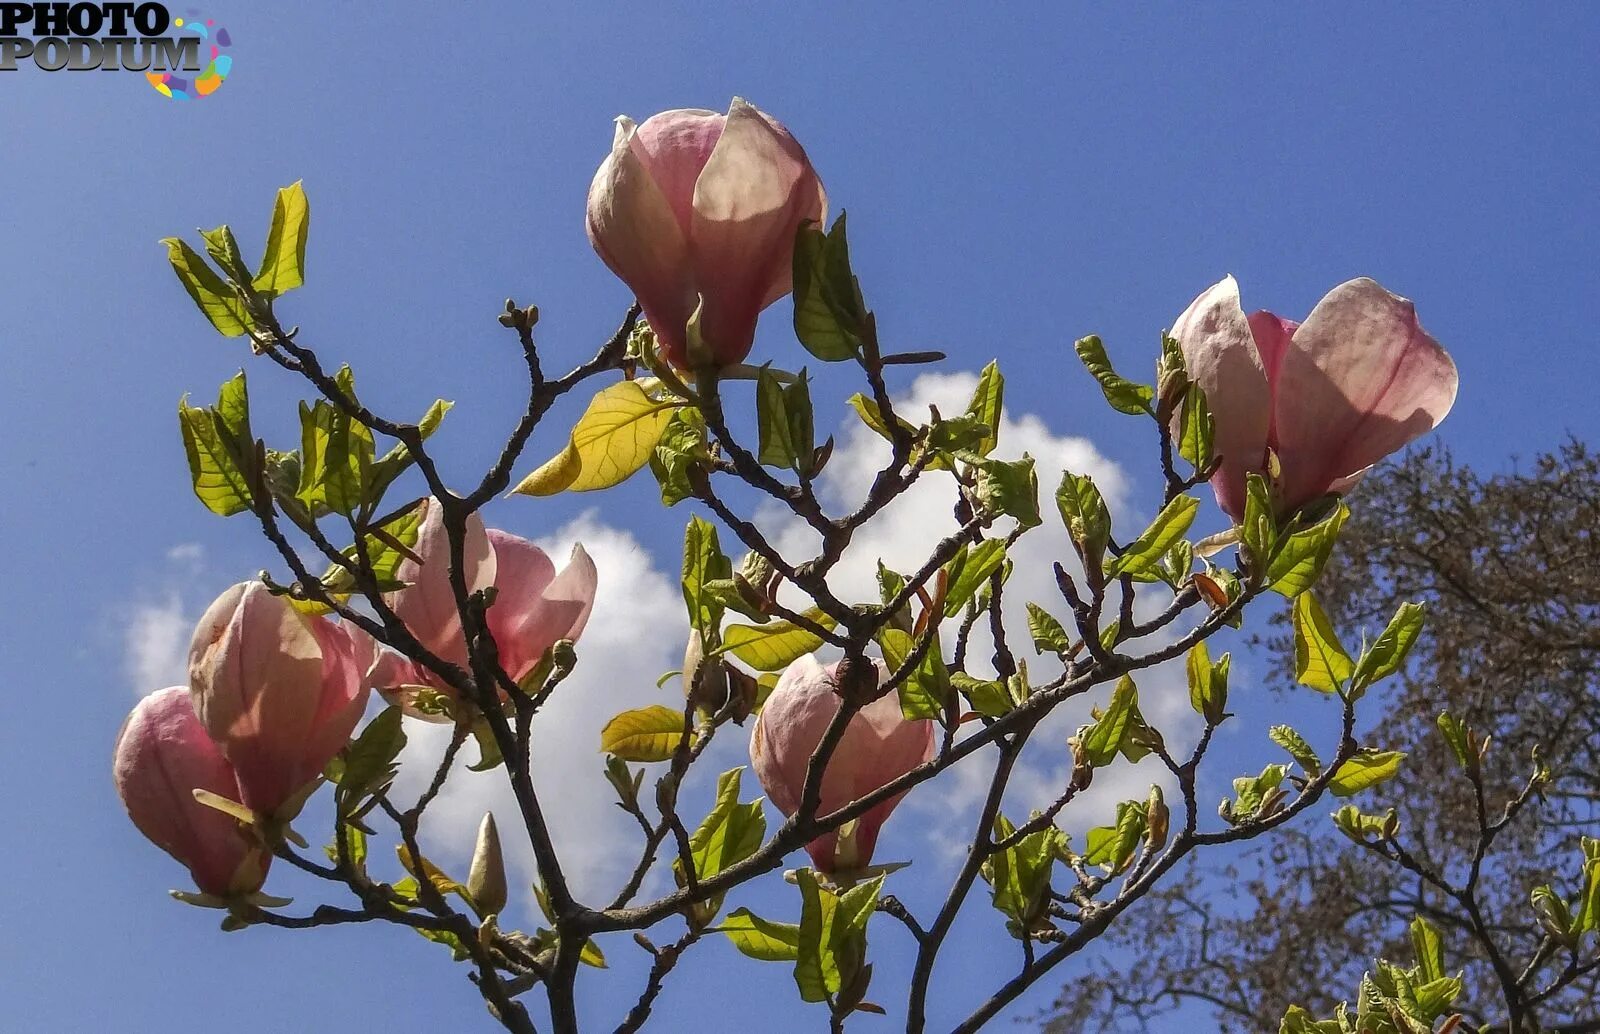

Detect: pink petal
1272,278,1459,513
484,532,597,680
587,116,698,361
631,108,724,234
688,98,826,364
1171,276,1271,520
113,687,265,896
387,500,496,669
1247,311,1297,392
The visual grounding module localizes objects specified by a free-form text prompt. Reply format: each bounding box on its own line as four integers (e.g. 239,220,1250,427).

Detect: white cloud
121,543,207,696
400,511,683,904
759,371,1193,860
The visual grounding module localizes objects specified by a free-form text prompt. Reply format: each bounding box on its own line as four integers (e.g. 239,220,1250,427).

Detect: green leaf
1084,800,1146,873
1226,764,1288,822
650,405,711,507
1574,841,1600,935
334,707,406,816
1187,641,1231,725
981,814,1067,932
964,361,1004,456
1410,917,1445,984
253,181,310,297
943,539,1008,617
1436,712,1477,772
1270,725,1322,776
599,705,687,762
296,369,374,517
162,236,252,336
1107,495,1199,579
513,381,683,496
1268,504,1348,598
1081,676,1138,767
794,870,880,1002
1177,383,1214,471
952,673,1012,718
199,224,250,282
679,768,766,920
879,627,950,720
367,398,453,503
1333,804,1397,844
1057,472,1112,580
757,366,802,470
717,610,837,671
1075,335,1153,416
1293,593,1352,693
1026,603,1072,656
178,374,255,517
681,516,731,637
1240,472,1277,572
1351,602,1426,694
967,453,1042,528
1328,749,1406,797
720,908,801,961
792,214,869,361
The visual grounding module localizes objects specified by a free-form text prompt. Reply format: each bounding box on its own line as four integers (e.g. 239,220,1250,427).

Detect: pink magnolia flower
587,97,827,369
113,687,270,897
187,582,373,819
371,500,596,717
750,655,935,872
1172,276,1459,520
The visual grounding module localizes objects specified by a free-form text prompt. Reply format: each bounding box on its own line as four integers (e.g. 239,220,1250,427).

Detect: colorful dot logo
147,11,232,100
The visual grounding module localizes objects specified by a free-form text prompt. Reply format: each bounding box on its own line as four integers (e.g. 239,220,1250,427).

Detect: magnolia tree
115,99,1469,1033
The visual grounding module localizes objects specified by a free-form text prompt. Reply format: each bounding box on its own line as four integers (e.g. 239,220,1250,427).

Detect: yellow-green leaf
1293,592,1352,693
599,705,687,762
513,382,682,496
1328,749,1406,797
163,237,251,336
253,180,310,296
716,609,836,671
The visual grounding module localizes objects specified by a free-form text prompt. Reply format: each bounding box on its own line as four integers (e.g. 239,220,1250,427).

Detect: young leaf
1270,725,1322,776
879,627,950,720
1410,916,1445,984
681,516,731,636
680,767,767,909
1293,593,1352,693
1057,472,1112,579
1080,676,1138,767
792,214,868,361
967,453,1042,528
1187,641,1231,725
1026,603,1072,656
1240,472,1277,572
943,539,1008,617
1084,800,1147,873
366,398,453,503
297,383,375,517
599,705,688,762
1328,749,1406,797
756,366,801,469
178,377,255,517
1108,495,1199,579
964,361,1004,457
1177,382,1214,470
720,908,801,961
717,609,837,671
253,180,310,297
1268,503,1348,598
650,405,711,507
1351,602,1426,694
513,382,682,496
162,237,252,336
952,673,1012,718
1075,335,1153,416
981,813,1066,931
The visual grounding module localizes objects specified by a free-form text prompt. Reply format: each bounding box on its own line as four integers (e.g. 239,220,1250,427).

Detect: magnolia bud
467,813,508,918
682,631,729,710
749,656,934,872
586,98,827,369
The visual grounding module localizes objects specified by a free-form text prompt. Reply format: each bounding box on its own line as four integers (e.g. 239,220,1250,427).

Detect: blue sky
4,3,1599,1032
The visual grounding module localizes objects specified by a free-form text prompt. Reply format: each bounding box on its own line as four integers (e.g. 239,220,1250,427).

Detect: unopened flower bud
467,813,508,918
749,656,934,872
